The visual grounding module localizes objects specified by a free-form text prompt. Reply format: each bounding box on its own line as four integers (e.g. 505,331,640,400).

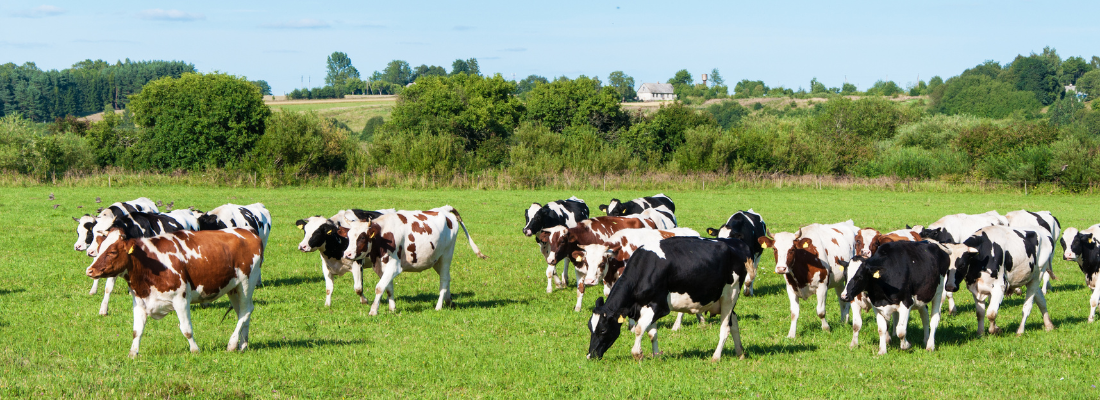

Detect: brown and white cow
295,209,394,307
342,206,487,315
85,227,264,358
760,220,859,340
539,215,663,311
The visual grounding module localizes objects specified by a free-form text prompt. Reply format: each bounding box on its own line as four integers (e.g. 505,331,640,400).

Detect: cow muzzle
298,243,311,252
75,243,86,251
343,251,357,260
839,293,851,302
775,265,788,274
945,282,958,292
523,229,533,237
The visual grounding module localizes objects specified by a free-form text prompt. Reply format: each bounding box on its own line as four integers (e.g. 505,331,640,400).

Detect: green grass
2,186,1098,398
268,100,395,132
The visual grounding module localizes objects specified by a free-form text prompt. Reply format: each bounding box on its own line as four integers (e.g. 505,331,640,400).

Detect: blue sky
3,1,1098,95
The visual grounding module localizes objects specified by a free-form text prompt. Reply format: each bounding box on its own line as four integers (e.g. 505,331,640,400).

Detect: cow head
943,236,986,292
1062,227,1080,261
761,232,798,274
536,226,574,267
587,297,624,359
853,228,880,258
85,230,136,278
522,203,544,236
838,256,874,303
296,216,336,252
88,221,131,258
920,227,953,244
344,221,395,261
73,214,96,251
599,199,623,216
1071,233,1100,288
196,212,227,231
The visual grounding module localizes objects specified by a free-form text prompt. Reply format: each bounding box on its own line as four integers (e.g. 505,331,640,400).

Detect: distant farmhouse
637,83,676,101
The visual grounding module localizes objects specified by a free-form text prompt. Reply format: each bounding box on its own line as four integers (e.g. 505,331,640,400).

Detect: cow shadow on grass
0,288,25,296
263,275,324,288
675,342,818,360
250,337,366,351
745,282,786,297
388,291,529,312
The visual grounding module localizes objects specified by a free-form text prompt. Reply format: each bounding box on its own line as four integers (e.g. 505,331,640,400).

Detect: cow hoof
1044,323,1054,331
877,350,887,356
821,326,831,332
710,356,721,363
849,341,858,350
738,353,746,360
99,311,108,317
128,352,139,359
632,352,644,361
925,346,936,352
899,342,911,350
573,306,582,312
1089,317,1095,323
368,310,378,316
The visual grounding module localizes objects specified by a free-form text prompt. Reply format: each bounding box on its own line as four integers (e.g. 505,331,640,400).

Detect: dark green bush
360,116,384,141
248,110,359,176
953,122,1057,160
0,113,94,178
706,101,749,129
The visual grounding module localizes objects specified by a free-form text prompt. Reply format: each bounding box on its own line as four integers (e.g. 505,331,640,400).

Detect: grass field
2,186,1098,398
267,99,396,132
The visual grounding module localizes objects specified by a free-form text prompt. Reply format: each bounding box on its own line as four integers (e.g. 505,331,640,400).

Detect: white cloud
10,5,65,18
138,9,205,21
262,19,330,29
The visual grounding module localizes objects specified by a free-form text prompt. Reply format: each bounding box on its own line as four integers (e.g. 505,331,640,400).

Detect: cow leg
816,283,831,332
386,281,396,312
560,261,570,289
574,282,586,312
969,286,987,337
1089,284,1100,323
321,260,335,307
713,285,741,361
896,304,911,350
842,288,861,349
697,313,706,327
744,258,758,296
226,286,254,352
785,283,800,338
836,286,851,325
917,305,930,346
351,262,367,304
985,286,1005,335
945,291,957,315
1035,286,1054,331
671,313,684,331
172,294,200,354
89,278,99,295
1040,269,1051,295
99,277,116,316
1016,280,1042,336
874,309,890,355
370,264,399,316
927,280,945,351
545,263,557,293
631,307,656,360
129,296,148,358
433,255,453,311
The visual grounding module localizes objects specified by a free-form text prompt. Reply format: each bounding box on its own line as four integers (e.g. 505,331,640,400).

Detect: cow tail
449,207,487,259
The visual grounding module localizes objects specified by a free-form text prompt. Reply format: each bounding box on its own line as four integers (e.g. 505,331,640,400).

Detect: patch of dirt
76,109,124,123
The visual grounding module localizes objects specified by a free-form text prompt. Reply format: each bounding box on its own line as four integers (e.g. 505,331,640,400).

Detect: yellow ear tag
368,231,376,238
575,255,584,262
617,315,626,323
297,224,304,230
127,246,134,254
326,229,333,235
1090,237,1095,244
761,243,769,249
873,271,881,279
802,242,809,249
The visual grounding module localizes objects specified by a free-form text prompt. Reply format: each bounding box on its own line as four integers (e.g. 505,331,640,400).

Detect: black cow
599,194,675,217
86,211,188,316
522,197,589,236
587,237,750,361
706,209,768,296
523,197,590,292
838,241,951,355
1068,230,1100,322
946,226,1054,336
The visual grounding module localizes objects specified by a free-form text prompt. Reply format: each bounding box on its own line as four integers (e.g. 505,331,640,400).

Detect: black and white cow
522,197,590,292
599,193,675,217
197,203,273,283
1067,227,1100,322
587,236,751,361
295,209,394,307
88,197,160,236
919,211,1006,244
706,209,768,296
838,241,952,355
946,225,1054,336
86,211,188,315
1006,210,1061,294
165,209,203,231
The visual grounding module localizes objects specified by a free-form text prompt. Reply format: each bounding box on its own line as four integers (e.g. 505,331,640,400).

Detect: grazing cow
599,193,675,217
638,206,678,229
946,226,1054,336
342,206,487,315
85,227,264,358
571,227,701,330
1006,210,1062,294
296,209,394,306
1067,227,1100,321
919,211,1006,244
838,241,952,355
760,220,859,339
88,197,161,235
522,197,590,292
706,209,769,296
86,211,189,316
540,215,663,311
586,236,751,361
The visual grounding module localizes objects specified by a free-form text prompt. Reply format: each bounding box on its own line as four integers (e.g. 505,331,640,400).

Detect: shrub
386,73,522,151
128,72,270,170
248,110,359,176
953,121,1057,160
853,146,970,179
628,102,716,155
706,101,749,129
360,116,384,141
932,74,1042,118
894,114,994,150
508,123,635,183
523,76,626,133
0,113,94,178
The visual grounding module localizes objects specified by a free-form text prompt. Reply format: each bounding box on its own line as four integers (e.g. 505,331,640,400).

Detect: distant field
2,186,1098,397
267,98,396,132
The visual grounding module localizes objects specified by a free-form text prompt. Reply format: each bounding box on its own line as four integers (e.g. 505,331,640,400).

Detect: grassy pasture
268,100,396,132
1,186,1098,398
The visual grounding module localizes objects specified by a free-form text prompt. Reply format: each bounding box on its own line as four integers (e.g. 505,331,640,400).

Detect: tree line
287,52,484,99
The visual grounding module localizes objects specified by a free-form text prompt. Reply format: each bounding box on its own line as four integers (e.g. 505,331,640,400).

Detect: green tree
128,72,270,169
1048,95,1084,127
932,74,1042,118
607,71,636,101
841,82,857,95
866,80,902,96
669,69,693,86
516,75,548,95
810,77,828,94
733,79,768,98
450,58,480,76
705,101,748,129
412,64,447,82
709,68,724,86
523,75,627,132
384,73,522,149
325,52,359,87
250,79,272,95
628,102,716,155
249,110,357,175
381,60,412,86
1062,56,1093,84
1076,69,1100,101
1006,52,1061,105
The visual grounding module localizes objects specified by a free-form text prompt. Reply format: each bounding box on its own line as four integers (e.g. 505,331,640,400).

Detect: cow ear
594,297,604,307
599,205,608,213
706,228,718,236
572,251,585,262
127,245,134,254
295,219,306,230
72,216,79,222
837,259,849,268
966,247,978,253
617,315,626,323
536,230,551,243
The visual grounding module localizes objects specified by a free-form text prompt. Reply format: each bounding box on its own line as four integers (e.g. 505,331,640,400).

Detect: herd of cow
69,194,1100,361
